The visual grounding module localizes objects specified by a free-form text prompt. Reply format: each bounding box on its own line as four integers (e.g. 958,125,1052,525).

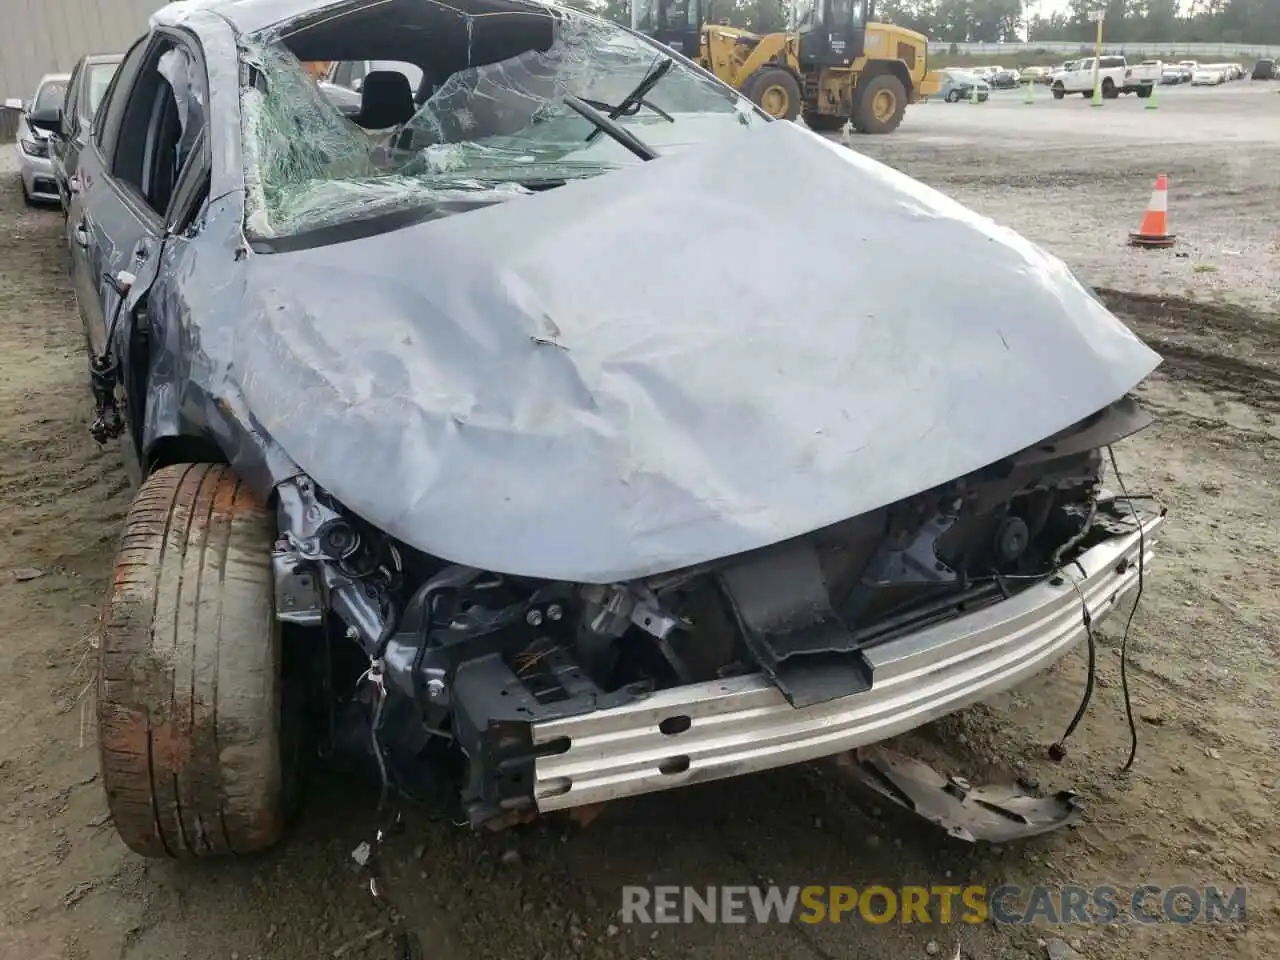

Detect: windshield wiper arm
564,95,658,161
580,95,674,124
585,56,675,143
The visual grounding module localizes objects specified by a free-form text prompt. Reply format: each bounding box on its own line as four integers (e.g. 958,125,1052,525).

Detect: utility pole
1090,8,1105,106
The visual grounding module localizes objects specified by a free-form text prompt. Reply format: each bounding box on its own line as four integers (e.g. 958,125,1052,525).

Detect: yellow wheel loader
632,0,929,134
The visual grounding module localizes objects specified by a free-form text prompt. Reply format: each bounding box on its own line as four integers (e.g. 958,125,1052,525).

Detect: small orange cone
1128,174,1176,248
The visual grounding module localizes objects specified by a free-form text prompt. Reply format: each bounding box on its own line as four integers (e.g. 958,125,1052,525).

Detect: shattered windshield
33,80,69,113
241,7,764,241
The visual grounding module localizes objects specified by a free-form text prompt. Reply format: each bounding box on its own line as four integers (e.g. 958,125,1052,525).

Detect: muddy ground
1,82,1278,960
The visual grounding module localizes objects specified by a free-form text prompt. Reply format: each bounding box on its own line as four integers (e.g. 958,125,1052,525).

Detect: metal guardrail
929,41,1280,58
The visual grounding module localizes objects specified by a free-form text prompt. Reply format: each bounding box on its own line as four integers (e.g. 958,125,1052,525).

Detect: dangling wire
359,659,424,960
1049,577,1098,762
1049,448,1153,769
1107,445,1148,773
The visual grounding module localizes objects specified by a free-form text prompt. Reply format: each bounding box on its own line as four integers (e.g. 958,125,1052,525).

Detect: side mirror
352,77,364,92
29,107,62,129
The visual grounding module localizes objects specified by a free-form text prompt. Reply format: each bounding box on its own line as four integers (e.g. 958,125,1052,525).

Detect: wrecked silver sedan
75,0,1164,861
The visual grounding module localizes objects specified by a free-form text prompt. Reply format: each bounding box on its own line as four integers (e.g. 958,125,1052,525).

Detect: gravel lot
1,81,1277,960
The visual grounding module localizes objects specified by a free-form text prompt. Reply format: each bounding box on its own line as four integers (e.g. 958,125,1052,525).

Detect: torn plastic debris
831,747,1085,843
351,840,371,866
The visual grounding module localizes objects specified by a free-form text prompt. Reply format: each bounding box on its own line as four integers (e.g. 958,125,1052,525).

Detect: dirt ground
2,81,1278,960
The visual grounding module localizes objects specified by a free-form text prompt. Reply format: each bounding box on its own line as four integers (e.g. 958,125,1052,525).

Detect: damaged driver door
70,31,208,479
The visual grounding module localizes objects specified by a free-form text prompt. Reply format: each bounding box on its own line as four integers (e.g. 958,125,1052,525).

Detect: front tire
1052,85,1065,100
743,67,802,122
853,74,908,134
946,90,961,103
98,463,293,859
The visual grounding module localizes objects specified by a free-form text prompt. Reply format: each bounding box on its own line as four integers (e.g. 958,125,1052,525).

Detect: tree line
562,0,1279,44
883,0,1280,44
562,0,793,33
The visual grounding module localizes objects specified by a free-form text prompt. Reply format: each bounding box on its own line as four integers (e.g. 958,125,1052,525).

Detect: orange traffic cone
1128,174,1176,248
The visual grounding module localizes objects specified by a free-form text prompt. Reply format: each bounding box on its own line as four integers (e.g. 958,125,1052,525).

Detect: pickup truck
1128,60,1166,85
1050,56,1155,99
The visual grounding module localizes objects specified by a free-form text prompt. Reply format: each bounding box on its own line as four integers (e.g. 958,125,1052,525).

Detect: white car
1192,67,1226,85
13,72,70,206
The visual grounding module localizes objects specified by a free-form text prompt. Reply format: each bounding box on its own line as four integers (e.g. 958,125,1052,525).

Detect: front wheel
945,90,961,103
1052,85,1065,100
743,67,802,122
98,463,296,859
853,74,908,134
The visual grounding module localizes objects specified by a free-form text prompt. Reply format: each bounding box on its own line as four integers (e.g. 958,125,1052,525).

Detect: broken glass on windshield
241,2,763,240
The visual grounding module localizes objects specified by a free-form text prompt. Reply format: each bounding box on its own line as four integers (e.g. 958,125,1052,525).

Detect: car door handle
133,240,151,261
74,219,89,248
68,174,80,194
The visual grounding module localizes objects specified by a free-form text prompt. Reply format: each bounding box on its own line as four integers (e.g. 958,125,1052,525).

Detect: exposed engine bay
270,396,1157,828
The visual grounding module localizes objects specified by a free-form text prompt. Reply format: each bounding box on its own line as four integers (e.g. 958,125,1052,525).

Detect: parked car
935,69,990,102
1019,65,1052,85
990,68,1020,89
1192,66,1226,86
1160,65,1184,84
13,73,70,205
74,0,1164,862
1050,56,1154,100
1177,60,1198,82
47,53,124,213
1252,58,1277,80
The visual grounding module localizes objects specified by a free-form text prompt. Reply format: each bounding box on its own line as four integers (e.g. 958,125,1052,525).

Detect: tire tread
98,463,284,859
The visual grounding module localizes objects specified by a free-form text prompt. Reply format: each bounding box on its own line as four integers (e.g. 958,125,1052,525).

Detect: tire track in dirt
1100,289,1280,412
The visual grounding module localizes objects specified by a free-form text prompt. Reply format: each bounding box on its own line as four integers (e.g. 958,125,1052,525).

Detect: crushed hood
232,119,1160,583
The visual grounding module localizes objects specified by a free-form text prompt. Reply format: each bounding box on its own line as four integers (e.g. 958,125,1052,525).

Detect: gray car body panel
100,6,1159,585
